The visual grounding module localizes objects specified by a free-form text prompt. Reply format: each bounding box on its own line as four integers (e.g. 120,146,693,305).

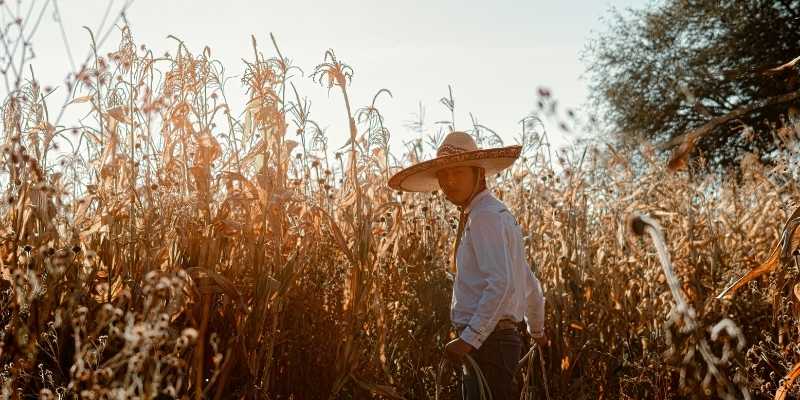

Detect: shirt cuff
459,325,489,349
525,315,545,338
527,326,545,338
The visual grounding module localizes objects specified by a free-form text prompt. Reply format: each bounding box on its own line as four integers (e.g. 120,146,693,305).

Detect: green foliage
586,0,800,168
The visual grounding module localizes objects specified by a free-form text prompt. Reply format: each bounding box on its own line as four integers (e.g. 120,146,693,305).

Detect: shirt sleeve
458,210,514,349
525,270,545,338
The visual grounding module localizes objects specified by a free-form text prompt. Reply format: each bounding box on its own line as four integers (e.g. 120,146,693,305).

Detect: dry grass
1,28,800,399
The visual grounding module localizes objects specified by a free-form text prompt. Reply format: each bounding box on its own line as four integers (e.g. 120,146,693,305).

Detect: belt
495,318,520,331
454,318,520,336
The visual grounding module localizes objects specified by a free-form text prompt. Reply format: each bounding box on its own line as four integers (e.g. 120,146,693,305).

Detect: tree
586,0,800,169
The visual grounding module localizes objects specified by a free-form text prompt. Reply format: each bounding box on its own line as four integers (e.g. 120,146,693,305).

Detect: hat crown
436,131,478,157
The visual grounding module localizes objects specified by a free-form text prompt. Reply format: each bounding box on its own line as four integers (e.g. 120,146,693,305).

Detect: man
388,131,546,400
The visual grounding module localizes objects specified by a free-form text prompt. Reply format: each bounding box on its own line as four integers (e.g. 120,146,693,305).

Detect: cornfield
2,26,800,400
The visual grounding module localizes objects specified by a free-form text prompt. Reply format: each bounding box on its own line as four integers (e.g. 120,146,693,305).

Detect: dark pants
461,328,522,400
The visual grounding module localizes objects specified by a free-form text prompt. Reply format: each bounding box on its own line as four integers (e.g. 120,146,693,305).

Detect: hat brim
388,146,522,192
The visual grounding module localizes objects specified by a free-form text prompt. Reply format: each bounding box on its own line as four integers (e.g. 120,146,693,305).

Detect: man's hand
445,338,474,362
532,334,548,349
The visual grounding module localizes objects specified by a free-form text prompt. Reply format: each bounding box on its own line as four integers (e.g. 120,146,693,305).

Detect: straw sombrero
388,131,521,192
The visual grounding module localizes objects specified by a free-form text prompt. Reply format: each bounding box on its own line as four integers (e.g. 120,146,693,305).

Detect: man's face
436,166,477,205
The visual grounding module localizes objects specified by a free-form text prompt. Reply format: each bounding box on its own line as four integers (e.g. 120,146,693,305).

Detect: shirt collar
464,189,490,214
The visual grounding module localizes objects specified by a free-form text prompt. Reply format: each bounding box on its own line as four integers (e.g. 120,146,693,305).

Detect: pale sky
20,0,649,158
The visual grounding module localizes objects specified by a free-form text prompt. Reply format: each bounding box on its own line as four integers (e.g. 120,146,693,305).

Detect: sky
17,0,650,159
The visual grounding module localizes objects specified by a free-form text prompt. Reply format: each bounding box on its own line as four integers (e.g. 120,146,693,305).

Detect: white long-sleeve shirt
451,190,546,349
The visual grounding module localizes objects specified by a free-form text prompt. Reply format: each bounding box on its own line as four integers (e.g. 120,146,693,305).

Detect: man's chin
444,195,466,205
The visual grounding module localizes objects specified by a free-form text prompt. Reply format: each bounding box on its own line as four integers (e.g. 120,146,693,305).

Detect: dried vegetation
1,25,800,400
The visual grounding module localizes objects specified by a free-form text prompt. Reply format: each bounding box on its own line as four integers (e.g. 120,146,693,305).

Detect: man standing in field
388,131,547,400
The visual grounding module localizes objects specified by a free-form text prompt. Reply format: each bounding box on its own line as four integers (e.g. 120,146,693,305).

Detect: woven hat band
437,143,470,157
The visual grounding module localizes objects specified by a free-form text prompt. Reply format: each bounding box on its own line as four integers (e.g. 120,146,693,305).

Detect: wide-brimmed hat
388,131,521,192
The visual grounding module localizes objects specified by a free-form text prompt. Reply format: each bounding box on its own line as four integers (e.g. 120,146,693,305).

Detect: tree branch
659,89,800,151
